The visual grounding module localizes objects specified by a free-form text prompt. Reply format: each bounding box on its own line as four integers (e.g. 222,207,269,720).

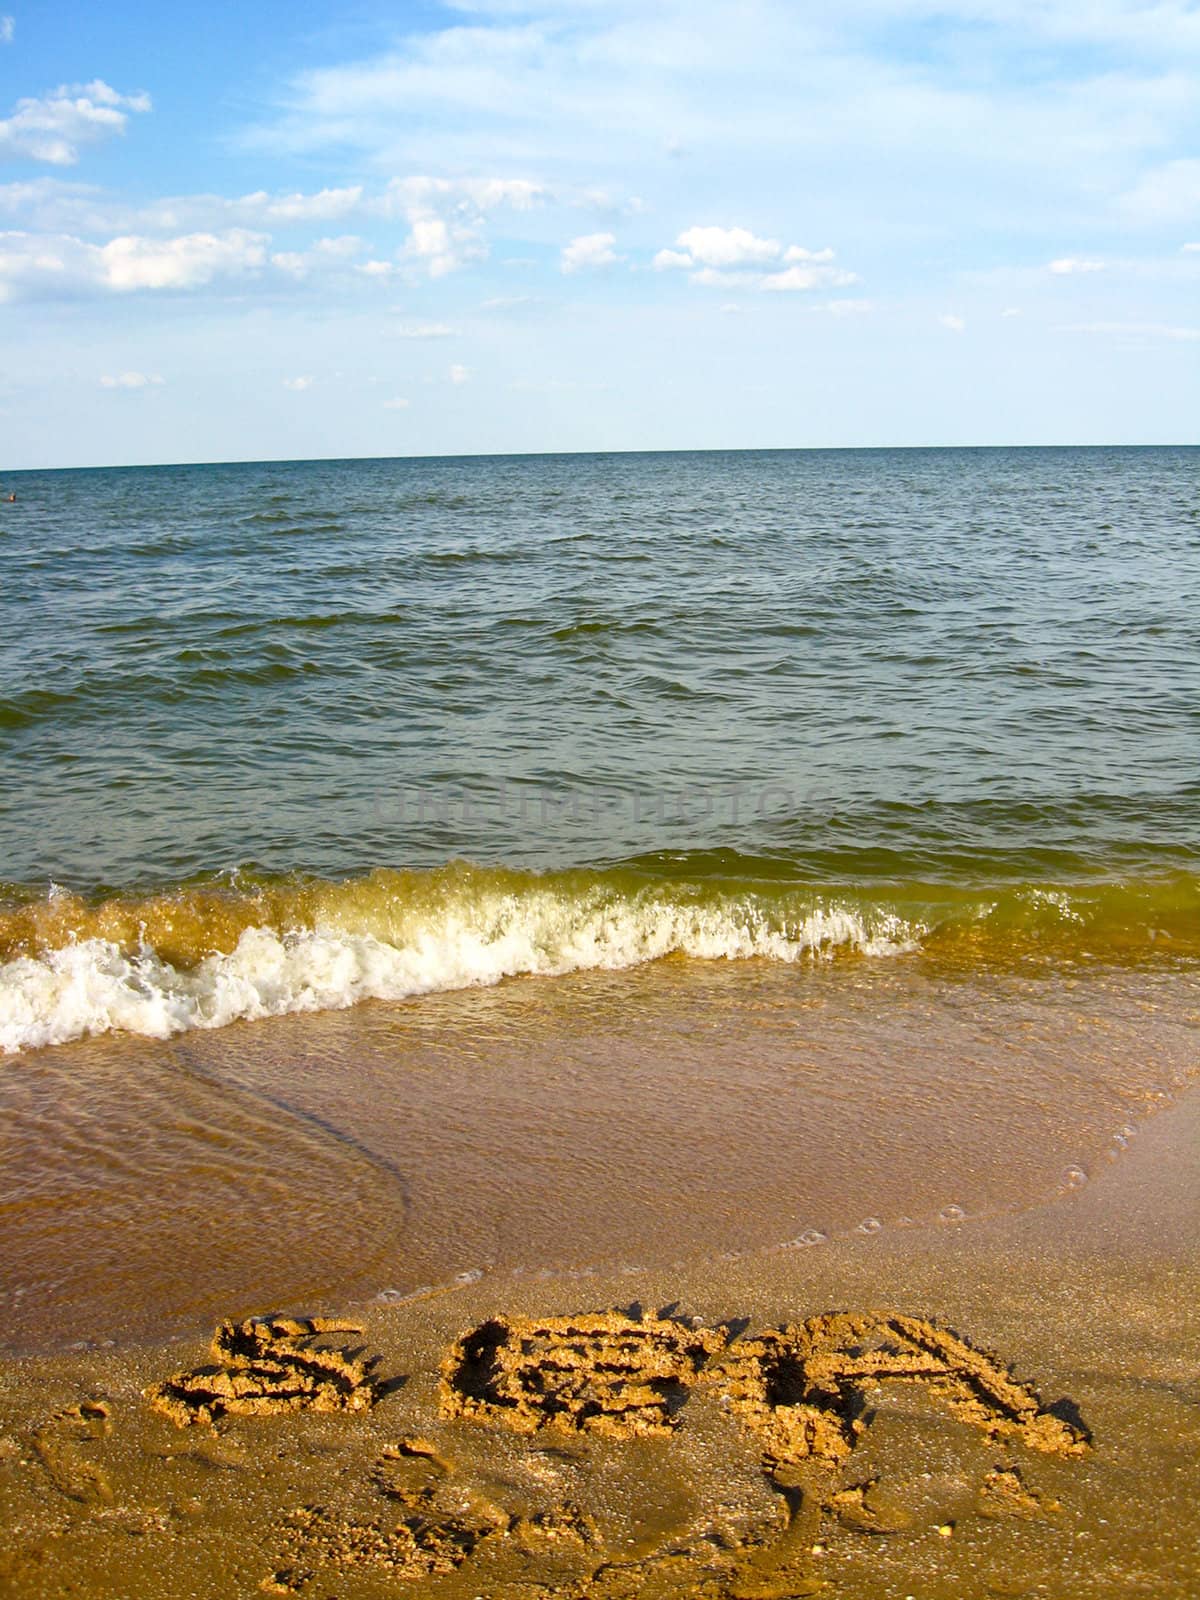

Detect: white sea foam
0,891,917,1053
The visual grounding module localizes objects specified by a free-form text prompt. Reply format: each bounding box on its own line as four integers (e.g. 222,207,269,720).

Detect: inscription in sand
711,1312,1088,1470
135,1305,1085,1594
439,1308,1085,1466
147,1316,380,1427
440,1312,727,1437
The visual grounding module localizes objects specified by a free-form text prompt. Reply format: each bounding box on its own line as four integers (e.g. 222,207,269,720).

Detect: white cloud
250,4,1200,226
0,174,542,281
655,224,854,291
0,181,367,237
0,81,151,166
375,175,547,280
560,230,618,272
448,363,470,384
762,263,856,292
269,234,363,278
101,229,266,290
564,184,646,217
0,195,530,302
0,17,13,45
382,396,411,409
0,227,268,299
426,3,1200,59
237,186,363,224
1048,257,1105,274
1183,242,1200,252
99,370,163,389
508,376,610,395
675,225,781,268
0,178,106,229
939,313,967,332
1001,306,1022,316
282,375,314,391
401,215,485,278
378,176,544,215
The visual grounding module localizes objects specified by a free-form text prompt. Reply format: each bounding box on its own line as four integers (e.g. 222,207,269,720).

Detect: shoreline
2,1035,1197,1596
5,957,1197,1358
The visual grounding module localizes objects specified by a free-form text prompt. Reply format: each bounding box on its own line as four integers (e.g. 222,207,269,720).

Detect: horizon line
4,440,1197,476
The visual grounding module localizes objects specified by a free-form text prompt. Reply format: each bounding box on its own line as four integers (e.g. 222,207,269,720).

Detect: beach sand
1,960,1198,1597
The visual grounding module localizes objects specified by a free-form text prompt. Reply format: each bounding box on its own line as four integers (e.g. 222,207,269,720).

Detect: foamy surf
0,889,916,1053
3,855,1196,1053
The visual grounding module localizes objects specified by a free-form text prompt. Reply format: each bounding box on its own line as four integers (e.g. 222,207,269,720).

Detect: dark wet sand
1,1003,1197,1599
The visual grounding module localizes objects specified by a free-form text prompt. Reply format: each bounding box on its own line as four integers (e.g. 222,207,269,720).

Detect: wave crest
3,856,1196,1054
0,875,914,1053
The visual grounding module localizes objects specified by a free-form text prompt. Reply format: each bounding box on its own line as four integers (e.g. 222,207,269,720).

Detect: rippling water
1,445,1198,1049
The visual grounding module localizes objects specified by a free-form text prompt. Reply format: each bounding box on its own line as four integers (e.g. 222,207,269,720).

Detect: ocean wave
0,869,914,1052
0,857,1196,1053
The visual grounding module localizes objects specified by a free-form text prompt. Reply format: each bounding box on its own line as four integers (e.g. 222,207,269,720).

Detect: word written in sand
712,1311,1089,1469
441,1308,1088,1466
147,1315,381,1427
440,1311,727,1437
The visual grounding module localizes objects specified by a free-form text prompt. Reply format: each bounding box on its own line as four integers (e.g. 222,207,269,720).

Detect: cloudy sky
2,0,1198,466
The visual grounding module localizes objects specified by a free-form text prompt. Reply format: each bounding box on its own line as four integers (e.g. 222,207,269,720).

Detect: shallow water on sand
3,957,1195,1356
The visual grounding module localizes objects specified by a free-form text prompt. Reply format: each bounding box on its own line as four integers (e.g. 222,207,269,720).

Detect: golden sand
1,955,1197,1596
1,1076,1197,1598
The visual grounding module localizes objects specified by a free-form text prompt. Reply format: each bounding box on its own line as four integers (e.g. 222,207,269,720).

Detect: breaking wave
0,857,1196,1053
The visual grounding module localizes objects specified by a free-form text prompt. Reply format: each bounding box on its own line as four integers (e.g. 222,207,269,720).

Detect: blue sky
2,0,1198,466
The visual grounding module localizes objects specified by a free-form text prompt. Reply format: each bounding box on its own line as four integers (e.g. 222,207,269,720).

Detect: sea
2,445,1198,1349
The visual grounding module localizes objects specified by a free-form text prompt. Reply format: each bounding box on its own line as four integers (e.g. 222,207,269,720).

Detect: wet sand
1,959,1198,1596
1,1076,1197,1597
3,958,1196,1354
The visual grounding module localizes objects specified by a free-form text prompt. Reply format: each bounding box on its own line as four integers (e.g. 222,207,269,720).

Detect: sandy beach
2,957,1197,1599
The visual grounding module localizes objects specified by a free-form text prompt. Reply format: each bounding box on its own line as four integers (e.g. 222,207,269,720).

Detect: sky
1,0,1198,467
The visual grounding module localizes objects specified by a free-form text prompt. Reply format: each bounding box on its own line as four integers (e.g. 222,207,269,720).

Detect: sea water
1,445,1198,1048
2,446,1198,1348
